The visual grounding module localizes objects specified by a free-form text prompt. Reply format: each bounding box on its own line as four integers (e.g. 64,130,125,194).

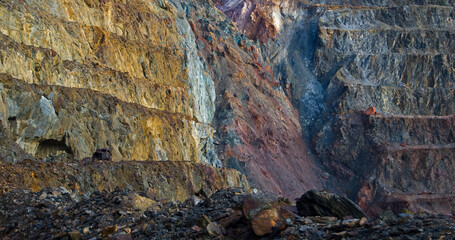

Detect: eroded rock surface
0,0,219,166
0,159,249,202
0,0,321,200
216,0,455,216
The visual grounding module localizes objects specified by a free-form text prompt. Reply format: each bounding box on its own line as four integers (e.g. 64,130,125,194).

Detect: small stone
67,230,82,240
59,187,70,195
299,225,309,232
191,225,201,232
52,191,61,197
398,213,414,219
286,218,292,224
123,228,131,234
373,225,383,230
83,227,90,235
342,219,360,227
301,217,313,224
187,196,203,206
322,172,330,179
39,192,48,200
359,217,368,226
55,232,67,238
207,222,222,237
109,233,133,240
309,216,338,223
380,210,396,222
333,231,347,236
101,225,118,238
364,106,377,116
85,209,95,216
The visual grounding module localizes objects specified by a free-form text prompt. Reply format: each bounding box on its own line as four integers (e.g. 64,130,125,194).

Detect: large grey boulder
297,190,367,219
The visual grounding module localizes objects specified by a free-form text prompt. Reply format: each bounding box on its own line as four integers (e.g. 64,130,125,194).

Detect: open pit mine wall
0,0,219,166
216,0,455,215
0,0,321,199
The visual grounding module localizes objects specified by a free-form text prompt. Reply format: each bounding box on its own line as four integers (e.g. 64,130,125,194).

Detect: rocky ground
1,188,454,240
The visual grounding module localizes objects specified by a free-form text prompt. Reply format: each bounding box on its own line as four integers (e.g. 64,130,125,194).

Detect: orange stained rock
251,208,280,236
365,106,377,116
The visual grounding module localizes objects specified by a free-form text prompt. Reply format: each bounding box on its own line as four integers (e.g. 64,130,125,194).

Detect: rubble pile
1,188,454,239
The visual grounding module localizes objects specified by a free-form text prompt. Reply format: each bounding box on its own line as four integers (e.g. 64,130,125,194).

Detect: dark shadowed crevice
36,139,72,158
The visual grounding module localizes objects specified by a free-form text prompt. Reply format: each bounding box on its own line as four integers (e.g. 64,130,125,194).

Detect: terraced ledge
339,84,455,116
0,1,185,83
0,73,212,162
372,114,455,119
0,32,193,117
317,28,455,55
385,143,455,152
0,160,250,202
375,192,455,216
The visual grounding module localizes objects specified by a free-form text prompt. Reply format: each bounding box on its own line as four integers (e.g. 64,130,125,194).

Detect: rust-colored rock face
214,0,279,43
217,0,455,216
180,1,322,198
0,0,321,201
2,0,453,218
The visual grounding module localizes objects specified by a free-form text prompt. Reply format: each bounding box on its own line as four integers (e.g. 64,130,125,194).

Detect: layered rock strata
180,0,321,197
0,0,321,199
0,159,249,202
0,0,219,166
217,0,455,215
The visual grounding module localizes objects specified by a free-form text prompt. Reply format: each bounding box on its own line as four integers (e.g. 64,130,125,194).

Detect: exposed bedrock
0,0,323,200
0,0,220,166
216,0,455,215
0,159,250,202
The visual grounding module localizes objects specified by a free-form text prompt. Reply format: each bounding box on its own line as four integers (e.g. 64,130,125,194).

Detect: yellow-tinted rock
126,192,156,211
0,0,218,166
251,208,280,236
0,160,250,202
101,225,118,238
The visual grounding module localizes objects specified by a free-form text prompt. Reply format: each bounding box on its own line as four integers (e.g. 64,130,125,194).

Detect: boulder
297,190,367,219
92,148,112,161
251,208,280,236
125,192,156,212
242,196,296,236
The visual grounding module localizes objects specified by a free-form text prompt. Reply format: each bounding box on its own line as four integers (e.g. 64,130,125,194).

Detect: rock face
1,0,454,218
0,159,249,202
0,0,218,166
0,0,321,200
216,0,455,215
182,0,322,197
